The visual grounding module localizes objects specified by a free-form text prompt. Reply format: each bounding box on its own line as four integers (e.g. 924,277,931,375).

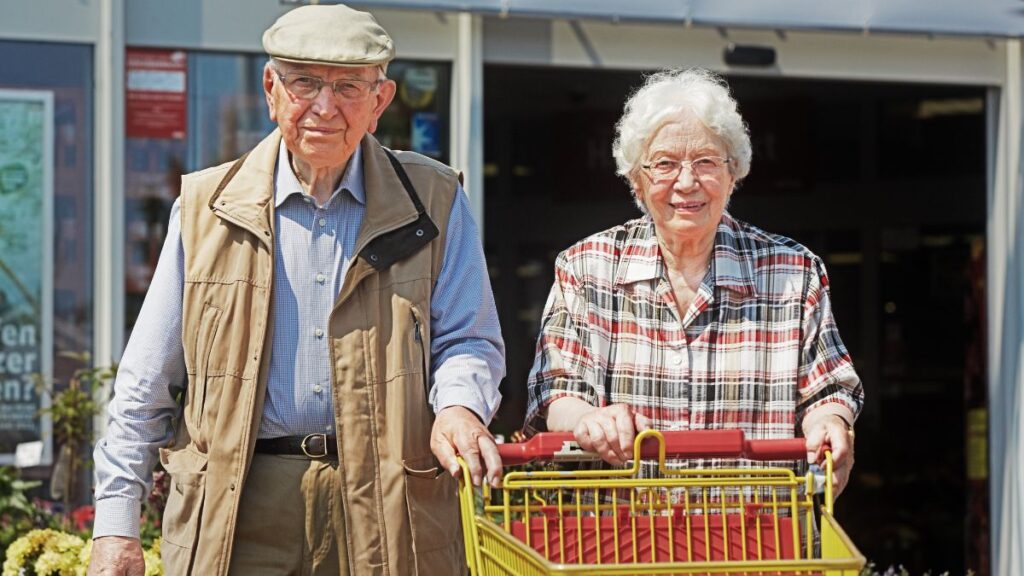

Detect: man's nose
309,86,340,118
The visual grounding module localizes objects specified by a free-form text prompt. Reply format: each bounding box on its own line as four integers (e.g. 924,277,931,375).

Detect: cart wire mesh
458,429,865,576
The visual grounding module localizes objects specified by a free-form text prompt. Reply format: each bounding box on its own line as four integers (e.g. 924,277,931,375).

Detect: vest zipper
411,309,430,404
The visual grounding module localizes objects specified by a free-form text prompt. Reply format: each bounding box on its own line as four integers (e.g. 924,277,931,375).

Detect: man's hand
803,413,855,497
87,536,145,576
431,405,502,488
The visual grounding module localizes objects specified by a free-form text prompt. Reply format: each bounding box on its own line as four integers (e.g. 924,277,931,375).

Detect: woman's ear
631,178,645,204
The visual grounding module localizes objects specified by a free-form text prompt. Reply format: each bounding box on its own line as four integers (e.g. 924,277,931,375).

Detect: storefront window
0,40,93,462
376,60,451,164
124,51,451,337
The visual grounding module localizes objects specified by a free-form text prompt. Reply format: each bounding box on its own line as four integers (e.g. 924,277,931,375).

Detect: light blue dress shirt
92,141,505,538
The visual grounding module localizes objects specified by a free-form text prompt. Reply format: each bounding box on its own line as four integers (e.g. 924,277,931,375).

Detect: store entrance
483,64,988,575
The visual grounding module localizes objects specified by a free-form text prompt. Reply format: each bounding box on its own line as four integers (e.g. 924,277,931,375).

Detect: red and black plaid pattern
525,213,863,473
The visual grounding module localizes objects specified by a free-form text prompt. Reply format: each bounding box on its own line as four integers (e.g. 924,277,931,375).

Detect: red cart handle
497,430,808,466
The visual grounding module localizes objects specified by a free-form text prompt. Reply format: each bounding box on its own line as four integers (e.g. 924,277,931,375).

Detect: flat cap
262,4,395,69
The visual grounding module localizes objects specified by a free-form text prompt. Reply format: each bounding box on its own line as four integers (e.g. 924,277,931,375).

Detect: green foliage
36,353,116,530
138,470,170,549
0,466,39,520
39,353,115,452
0,466,64,561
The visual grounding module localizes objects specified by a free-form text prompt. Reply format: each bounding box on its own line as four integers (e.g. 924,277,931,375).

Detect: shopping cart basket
458,429,865,575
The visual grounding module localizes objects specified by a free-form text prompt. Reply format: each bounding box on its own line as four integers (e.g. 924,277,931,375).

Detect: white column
989,38,1024,576
93,0,126,438
450,12,485,232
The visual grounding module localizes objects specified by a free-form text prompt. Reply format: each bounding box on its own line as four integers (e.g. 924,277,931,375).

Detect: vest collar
354,134,421,256
208,129,281,244
207,130,424,253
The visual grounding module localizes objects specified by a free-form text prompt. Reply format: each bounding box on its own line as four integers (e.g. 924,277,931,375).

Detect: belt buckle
301,433,329,459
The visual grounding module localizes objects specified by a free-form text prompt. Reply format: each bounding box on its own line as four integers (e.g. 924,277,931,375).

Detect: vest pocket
160,446,209,572
410,307,430,404
402,455,462,559
191,303,222,431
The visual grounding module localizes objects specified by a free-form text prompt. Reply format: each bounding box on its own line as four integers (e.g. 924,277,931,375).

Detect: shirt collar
615,212,757,297
273,139,366,207
614,217,663,286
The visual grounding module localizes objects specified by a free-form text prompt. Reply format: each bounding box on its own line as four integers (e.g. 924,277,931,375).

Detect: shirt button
316,273,326,284
314,328,324,338
672,355,682,365
318,218,327,227
313,385,323,393
303,197,311,204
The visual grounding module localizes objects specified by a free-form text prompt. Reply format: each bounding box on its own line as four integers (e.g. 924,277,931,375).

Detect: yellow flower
2,535,32,576
143,544,163,576
1,529,85,576
149,538,161,557
75,539,93,576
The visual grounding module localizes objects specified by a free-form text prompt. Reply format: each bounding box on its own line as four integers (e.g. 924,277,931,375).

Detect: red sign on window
126,49,187,139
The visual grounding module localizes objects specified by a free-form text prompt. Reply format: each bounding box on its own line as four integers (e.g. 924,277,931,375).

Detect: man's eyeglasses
640,156,731,183
274,70,382,101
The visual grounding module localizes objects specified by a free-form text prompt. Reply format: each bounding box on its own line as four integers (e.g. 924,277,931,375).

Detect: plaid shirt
525,212,863,472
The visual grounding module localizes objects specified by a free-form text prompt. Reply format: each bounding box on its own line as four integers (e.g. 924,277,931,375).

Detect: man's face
263,62,396,170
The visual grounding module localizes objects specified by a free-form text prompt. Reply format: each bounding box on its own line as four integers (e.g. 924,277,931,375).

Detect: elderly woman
525,68,864,494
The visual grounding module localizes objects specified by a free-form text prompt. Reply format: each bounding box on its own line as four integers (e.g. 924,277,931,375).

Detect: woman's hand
547,397,652,466
803,412,855,497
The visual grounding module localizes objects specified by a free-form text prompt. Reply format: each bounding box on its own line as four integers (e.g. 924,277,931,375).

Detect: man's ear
367,79,397,134
263,65,278,123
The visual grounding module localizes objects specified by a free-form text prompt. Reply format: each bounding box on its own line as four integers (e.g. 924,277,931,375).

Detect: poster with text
126,49,187,139
0,90,53,465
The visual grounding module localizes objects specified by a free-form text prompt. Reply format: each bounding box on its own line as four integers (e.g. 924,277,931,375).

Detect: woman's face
635,116,735,246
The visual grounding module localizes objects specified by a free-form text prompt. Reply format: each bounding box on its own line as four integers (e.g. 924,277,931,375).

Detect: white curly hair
612,68,752,211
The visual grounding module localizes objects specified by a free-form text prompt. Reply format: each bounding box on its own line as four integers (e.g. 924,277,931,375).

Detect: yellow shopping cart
458,429,865,575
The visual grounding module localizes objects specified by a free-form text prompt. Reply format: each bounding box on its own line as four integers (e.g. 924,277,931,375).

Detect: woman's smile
670,198,707,213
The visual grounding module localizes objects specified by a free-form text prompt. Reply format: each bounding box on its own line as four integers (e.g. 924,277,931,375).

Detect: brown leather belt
254,433,338,459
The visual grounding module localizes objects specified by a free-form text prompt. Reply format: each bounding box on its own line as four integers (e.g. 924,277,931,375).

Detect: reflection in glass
0,39,94,399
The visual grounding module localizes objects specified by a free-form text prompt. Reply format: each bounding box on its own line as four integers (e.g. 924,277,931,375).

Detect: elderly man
88,5,505,575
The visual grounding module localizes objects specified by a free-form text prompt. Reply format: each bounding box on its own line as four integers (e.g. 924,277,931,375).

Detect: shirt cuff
92,497,142,539
801,401,857,433
434,394,490,425
431,356,502,424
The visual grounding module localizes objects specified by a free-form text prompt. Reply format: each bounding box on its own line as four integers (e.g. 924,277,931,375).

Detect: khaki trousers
228,453,348,576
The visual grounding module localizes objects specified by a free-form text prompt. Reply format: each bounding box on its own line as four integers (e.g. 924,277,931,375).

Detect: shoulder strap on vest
358,150,441,270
